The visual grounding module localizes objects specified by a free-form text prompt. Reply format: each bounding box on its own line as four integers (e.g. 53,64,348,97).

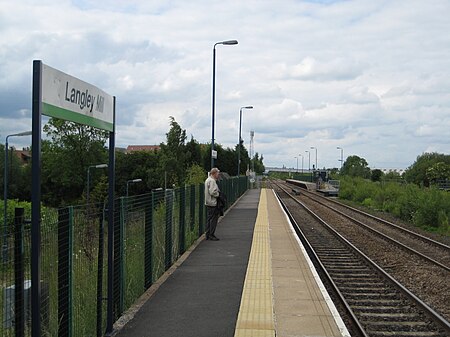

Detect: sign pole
31,60,42,337
31,60,115,336
105,97,116,335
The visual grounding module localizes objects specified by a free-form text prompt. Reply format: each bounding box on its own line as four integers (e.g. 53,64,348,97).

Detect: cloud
0,0,449,169
287,57,364,81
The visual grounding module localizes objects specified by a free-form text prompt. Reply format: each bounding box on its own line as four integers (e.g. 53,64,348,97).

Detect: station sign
41,63,114,131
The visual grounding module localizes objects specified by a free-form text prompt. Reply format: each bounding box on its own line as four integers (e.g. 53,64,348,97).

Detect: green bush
412,188,450,229
393,184,419,221
362,197,374,208
353,180,378,203
338,176,357,201
0,199,32,226
339,177,450,235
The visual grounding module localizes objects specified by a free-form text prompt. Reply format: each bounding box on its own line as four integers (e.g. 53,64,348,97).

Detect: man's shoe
210,236,220,241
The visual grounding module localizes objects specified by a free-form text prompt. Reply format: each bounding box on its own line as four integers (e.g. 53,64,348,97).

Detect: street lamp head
221,40,238,45
240,106,253,112
132,179,142,183
7,130,33,140
310,146,315,149
95,164,108,169
337,146,342,150
14,131,33,137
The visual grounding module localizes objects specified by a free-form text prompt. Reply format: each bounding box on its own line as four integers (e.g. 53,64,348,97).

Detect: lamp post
237,106,253,176
211,39,238,169
305,150,310,171
3,130,32,262
126,179,143,198
294,156,298,174
305,150,311,182
299,154,303,174
86,164,108,205
310,146,318,170
337,146,344,170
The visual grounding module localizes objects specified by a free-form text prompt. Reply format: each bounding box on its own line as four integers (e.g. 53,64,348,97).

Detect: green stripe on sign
43,103,114,131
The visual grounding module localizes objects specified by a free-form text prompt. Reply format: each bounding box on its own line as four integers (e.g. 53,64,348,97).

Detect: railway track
280,178,450,321
286,179,450,270
269,181,450,337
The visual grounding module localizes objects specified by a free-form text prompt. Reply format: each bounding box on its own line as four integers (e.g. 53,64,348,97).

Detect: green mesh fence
0,176,248,337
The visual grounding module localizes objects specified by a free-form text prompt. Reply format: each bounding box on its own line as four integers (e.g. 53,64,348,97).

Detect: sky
1,0,449,170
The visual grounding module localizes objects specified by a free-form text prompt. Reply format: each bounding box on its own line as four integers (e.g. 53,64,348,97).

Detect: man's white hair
210,167,220,175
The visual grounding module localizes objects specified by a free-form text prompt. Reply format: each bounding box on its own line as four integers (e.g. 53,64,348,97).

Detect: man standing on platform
205,167,220,241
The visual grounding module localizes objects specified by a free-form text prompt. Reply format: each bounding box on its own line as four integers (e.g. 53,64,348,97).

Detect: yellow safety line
234,189,275,337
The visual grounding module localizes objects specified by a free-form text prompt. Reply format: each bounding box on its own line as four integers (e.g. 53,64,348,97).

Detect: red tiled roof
13,150,31,164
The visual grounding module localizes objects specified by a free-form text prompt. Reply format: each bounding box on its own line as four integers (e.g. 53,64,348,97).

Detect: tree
385,170,402,181
158,117,187,187
115,149,160,196
216,145,236,175
404,152,450,187
41,118,109,206
371,169,384,182
341,155,371,179
252,152,265,175
199,143,239,176
236,141,251,176
185,136,202,168
185,164,207,185
0,144,32,201
426,162,450,185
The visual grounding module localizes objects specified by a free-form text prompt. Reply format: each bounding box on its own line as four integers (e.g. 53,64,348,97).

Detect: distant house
126,145,160,153
115,147,127,153
13,147,31,165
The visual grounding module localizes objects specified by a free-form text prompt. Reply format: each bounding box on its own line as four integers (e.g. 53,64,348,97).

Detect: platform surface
115,189,260,337
115,188,348,337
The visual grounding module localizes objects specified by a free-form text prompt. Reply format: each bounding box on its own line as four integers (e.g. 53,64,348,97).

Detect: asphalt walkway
115,189,260,337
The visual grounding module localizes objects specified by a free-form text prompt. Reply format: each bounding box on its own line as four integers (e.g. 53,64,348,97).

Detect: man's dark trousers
206,206,219,238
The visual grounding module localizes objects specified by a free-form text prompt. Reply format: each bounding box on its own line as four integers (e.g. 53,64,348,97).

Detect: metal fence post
178,187,186,254
164,190,173,270
58,207,73,337
119,197,125,316
144,194,153,289
198,184,204,237
113,198,121,321
97,209,105,337
190,185,195,230
14,207,25,337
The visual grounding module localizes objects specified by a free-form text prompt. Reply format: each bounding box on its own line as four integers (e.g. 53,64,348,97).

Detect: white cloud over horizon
1,0,449,170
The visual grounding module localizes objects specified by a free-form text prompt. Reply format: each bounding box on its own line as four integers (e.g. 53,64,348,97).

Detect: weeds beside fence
0,176,248,337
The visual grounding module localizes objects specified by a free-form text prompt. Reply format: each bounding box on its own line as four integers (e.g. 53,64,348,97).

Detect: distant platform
316,188,339,197
287,179,339,197
285,179,316,191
